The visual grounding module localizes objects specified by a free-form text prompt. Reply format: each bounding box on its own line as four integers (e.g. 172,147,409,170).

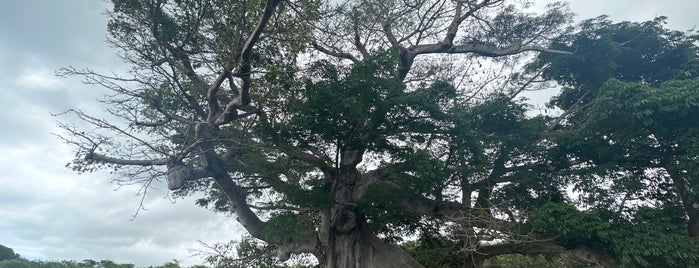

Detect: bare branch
216,0,283,125
86,151,169,166
312,41,359,62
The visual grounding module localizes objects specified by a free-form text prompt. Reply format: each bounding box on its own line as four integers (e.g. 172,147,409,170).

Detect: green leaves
524,16,699,267
528,203,608,247
262,211,315,242
260,51,460,159
528,204,699,267
533,16,699,110
590,79,699,131
599,208,699,267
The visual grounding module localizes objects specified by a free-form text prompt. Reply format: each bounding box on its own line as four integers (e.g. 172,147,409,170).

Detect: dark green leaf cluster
484,253,595,268
532,16,699,110
258,51,455,155
0,245,19,262
401,234,463,268
262,211,315,242
528,203,699,267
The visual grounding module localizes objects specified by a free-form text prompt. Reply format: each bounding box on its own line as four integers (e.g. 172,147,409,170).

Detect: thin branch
311,41,358,62
86,151,169,166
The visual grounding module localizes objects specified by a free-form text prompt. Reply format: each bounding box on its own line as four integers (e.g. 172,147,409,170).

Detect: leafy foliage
402,235,463,268
484,253,595,268
532,16,699,110
528,15,699,268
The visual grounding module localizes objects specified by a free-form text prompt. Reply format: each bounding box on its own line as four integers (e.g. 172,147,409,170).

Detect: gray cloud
0,0,116,68
0,143,240,266
557,0,698,30
0,1,239,260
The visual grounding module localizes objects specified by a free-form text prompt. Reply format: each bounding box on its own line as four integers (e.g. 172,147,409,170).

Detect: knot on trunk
332,209,359,233
166,163,192,190
195,122,219,139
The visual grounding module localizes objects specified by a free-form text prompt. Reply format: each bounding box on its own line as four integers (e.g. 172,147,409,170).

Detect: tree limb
312,41,359,62
216,0,283,125
86,152,169,166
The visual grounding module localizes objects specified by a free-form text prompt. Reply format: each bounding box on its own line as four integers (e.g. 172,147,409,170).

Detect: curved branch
216,0,283,125
166,164,209,190
363,180,501,228
469,241,616,267
133,118,172,127
287,149,334,174
356,165,399,198
312,41,359,62
412,41,574,57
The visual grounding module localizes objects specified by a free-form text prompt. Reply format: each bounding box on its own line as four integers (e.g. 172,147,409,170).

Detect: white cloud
0,1,242,267
541,0,699,30
17,68,61,89
0,139,240,266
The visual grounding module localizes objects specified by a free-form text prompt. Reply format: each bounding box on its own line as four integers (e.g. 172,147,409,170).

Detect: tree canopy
57,0,699,267
529,15,699,267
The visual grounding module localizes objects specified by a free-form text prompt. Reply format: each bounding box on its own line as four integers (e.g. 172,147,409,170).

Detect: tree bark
317,206,424,268
321,209,423,268
468,242,616,268
463,254,485,268
316,169,424,268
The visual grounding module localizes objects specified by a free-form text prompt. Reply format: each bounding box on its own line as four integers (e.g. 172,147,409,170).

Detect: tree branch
410,41,573,57
479,241,564,255
216,0,283,125
312,41,359,62
86,152,169,166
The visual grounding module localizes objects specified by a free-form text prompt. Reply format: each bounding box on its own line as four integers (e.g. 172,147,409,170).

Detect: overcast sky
0,0,697,267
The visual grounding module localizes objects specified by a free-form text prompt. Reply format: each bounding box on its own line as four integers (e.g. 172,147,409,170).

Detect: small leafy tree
0,259,31,268
0,245,19,262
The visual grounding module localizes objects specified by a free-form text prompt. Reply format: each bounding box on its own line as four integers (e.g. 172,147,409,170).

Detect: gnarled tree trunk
317,206,424,268
315,169,424,268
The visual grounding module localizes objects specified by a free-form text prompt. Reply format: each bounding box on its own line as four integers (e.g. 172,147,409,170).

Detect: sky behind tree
0,0,696,266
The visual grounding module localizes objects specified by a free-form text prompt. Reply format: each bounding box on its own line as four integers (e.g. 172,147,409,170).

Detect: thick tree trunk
463,255,485,268
317,165,424,268
316,206,424,268
327,216,422,267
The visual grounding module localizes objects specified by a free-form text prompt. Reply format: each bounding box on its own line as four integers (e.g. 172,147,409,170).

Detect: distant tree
0,245,19,261
0,259,31,268
77,260,98,268
147,260,180,268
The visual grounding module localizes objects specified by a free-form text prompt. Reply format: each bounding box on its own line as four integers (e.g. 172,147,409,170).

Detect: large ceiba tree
58,0,699,267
